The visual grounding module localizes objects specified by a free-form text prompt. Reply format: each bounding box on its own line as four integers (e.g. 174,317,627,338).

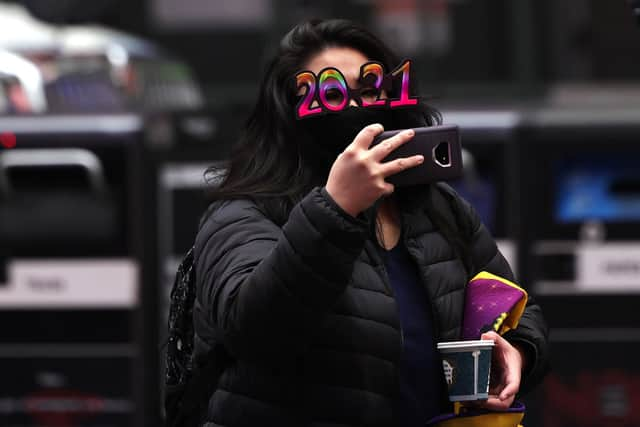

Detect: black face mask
296,105,426,179
299,107,395,156
296,107,393,179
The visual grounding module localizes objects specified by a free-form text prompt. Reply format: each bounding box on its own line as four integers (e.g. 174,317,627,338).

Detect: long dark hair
204,19,441,225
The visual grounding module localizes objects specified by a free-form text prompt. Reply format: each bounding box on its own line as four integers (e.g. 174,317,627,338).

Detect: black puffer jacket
193,184,549,427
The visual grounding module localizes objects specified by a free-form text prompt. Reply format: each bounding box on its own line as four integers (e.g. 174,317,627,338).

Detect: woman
193,19,549,427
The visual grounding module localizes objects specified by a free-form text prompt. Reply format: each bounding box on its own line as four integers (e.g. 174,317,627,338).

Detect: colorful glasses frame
295,59,419,119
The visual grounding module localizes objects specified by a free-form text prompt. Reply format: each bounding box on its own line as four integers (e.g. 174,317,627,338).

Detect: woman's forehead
303,46,371,86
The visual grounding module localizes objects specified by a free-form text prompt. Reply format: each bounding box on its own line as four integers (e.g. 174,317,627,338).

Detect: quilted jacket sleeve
442,184,551,395
194,187,368,362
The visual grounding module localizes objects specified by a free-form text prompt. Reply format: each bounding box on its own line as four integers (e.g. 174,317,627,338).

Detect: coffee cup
437,340,494,402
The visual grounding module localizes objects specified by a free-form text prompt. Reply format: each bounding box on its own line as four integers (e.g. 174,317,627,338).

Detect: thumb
481,331,500,342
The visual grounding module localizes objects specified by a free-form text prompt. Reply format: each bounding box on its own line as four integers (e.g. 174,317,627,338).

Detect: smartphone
371,124,463,187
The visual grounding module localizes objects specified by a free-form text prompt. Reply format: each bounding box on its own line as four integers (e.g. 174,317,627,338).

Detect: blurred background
1,0,640,425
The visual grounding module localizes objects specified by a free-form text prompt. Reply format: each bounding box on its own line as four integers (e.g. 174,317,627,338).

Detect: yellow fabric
430,411,525,427
445,403,524,427
454,402,462,415
470,271,528,336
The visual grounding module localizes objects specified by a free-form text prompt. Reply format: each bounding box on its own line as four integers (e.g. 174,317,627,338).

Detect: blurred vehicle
0,3,202,115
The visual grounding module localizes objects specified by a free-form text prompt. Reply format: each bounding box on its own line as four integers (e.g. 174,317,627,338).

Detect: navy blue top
382,242,447,426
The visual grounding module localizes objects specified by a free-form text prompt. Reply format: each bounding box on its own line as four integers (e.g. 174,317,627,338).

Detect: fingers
480,331,521,401
481,331,501,343
499,375,520,401
499,354,521,400
346,125,423,180
488,365,519,402
369,128,415,161
379,155,424,177
351,123,385,150
381,181,395,196
468,331,520,412
480,394,515,411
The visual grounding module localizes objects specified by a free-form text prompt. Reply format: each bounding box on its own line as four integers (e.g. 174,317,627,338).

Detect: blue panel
556,156,640,223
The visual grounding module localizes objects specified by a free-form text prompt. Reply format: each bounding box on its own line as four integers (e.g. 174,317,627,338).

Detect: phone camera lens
434,141,451,167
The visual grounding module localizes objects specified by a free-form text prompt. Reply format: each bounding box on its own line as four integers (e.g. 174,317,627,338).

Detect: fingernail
417,155,424,163
405,129,414,136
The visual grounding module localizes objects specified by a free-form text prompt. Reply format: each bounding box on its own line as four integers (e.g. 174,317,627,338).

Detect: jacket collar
360,184,437,267
396,184,437,240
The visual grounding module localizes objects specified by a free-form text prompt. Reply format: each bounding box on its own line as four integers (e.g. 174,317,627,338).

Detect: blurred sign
0,356,134,426
0,260,138,308
496,239,517,276
152,0,272,29
538,336,640,427
576,244,640,292
544,371,640,427
373,0,451,56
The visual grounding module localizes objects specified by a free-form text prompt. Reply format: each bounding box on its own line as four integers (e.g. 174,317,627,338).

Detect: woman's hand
325,124,424,217
479,331,525,410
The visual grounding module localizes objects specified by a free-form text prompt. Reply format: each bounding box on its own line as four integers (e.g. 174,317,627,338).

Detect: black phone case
371,124,462,186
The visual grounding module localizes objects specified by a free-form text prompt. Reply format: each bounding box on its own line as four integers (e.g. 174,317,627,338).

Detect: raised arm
194,187,368,363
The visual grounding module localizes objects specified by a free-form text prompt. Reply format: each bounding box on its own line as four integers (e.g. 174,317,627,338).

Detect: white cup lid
437,340,495,350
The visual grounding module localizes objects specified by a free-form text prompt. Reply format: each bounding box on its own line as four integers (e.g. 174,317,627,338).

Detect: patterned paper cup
437,340,494,402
